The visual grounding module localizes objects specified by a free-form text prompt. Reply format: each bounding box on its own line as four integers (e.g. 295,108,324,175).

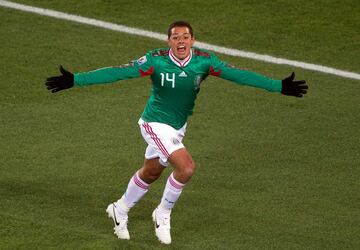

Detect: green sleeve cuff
272,80,282,93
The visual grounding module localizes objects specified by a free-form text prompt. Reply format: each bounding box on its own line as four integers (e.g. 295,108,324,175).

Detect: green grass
1,1,359,249
10,0,360,72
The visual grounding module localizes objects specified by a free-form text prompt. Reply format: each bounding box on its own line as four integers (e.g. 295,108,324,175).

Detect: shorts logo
137,56,147,65
172,138,180,145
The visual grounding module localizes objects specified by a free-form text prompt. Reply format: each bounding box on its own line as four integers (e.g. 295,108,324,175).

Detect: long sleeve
209,53,282,92
74,53,154,87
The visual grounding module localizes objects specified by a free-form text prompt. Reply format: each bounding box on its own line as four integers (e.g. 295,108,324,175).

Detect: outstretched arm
45,54,154,93
209,53,308,97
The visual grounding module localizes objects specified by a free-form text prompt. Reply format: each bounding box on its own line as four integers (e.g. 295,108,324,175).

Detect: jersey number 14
160,73,175,88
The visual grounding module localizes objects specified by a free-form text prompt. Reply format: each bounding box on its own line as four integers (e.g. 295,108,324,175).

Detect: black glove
281,72,308,97
45,66,74,93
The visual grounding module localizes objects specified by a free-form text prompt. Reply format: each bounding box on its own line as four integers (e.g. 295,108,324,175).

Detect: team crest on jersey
194,75,204,90
137,56,147,65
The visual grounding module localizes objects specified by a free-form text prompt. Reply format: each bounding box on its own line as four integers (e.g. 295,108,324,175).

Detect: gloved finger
46,76,62,82
284,72,295,82
293,80,306,85
45,81,59,88
46,84,61,90
59,65,66,74
45,82,54,88
45,80,56,85
299,85,308,90
59,65,71,76
290,72,295,81
51,87,62,93
294,85,309,89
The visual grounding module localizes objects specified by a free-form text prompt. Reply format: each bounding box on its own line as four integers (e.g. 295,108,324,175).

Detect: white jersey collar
169,49,193,67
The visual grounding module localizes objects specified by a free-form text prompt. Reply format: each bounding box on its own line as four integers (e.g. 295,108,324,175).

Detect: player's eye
170,35,191,42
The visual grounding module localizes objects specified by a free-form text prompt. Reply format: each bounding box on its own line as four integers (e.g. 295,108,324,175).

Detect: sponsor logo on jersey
137,56,147,65
179,71,187,77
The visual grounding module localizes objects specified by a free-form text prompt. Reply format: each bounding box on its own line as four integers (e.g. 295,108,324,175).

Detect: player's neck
169,49,193,67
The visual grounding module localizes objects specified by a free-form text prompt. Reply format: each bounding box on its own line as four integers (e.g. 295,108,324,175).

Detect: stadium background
0,0,359,249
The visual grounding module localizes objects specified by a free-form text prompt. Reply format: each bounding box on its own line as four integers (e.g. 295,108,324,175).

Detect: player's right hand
45,66,74,93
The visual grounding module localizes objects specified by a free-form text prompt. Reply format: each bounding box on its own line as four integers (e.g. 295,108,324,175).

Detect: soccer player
45,21,308,244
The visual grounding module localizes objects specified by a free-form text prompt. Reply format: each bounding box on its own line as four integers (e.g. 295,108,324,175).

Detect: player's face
168,26,195,60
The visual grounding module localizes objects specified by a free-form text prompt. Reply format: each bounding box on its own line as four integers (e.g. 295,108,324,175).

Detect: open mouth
177,45,186,53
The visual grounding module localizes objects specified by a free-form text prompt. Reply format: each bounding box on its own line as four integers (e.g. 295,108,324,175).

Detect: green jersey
74,47,282,129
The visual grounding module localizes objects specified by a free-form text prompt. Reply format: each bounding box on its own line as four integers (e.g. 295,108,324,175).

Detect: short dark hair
167,21,193,39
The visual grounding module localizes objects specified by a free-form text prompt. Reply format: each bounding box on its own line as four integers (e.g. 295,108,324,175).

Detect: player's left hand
281,72,308,97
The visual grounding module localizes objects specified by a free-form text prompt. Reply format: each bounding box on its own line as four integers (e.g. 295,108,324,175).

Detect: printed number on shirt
160,73,176,88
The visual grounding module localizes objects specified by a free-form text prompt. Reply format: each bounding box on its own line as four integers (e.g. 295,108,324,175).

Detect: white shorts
138,118,187,166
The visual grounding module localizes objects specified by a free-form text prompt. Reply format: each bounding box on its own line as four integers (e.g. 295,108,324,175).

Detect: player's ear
190,36,195,45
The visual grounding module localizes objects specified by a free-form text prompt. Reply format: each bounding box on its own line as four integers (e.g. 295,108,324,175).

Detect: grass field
1,1,359,249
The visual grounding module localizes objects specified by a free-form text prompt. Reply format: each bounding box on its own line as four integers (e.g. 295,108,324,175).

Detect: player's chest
151,61,207,91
